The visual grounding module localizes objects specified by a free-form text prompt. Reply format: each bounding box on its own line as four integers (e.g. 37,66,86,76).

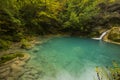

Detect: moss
0,39,11,50
95,61,120,80
20,38,31,49
108,27,120,42
0,53,24,64
110,61,120,80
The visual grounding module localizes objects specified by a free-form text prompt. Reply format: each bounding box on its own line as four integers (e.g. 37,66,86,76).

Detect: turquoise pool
20,37,120,80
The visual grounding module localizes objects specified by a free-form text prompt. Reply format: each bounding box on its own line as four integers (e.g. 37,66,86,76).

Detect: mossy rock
20,39,32,49
0,53,24,64
108,27,120,42
21,43,31,49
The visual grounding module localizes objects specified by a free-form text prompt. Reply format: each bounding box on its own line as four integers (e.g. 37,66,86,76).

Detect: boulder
108,27,120,42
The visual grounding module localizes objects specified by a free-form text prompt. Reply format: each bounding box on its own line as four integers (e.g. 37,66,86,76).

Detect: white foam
55,68,97,80
93,31,108,40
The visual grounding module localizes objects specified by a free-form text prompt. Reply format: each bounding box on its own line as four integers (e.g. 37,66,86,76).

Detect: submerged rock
18,66,42,80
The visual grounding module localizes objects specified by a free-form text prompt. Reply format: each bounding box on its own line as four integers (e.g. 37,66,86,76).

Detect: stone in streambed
19,53,30,62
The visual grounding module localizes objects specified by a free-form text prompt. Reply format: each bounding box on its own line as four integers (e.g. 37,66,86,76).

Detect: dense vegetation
0,0,120,50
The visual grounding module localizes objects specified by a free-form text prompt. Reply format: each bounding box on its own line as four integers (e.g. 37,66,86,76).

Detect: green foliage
13,32,24,42
20,38,31,49
60,0,101,33
0,53,24,64
20,39,28,48
0,0,113,34
0,39,11,50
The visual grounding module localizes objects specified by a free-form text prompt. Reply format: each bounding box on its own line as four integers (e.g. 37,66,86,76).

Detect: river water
19,37,120,80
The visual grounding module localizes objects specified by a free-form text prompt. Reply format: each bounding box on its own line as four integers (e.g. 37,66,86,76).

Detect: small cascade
93,31,108,40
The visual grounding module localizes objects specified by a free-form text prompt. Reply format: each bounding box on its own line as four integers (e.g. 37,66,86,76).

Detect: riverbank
0,53,30,80
0,34,68,80
0,36,41,80
103,34,120,45
103,27,120,45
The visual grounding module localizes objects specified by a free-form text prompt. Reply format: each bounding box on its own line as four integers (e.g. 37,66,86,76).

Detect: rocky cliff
103,27,120,44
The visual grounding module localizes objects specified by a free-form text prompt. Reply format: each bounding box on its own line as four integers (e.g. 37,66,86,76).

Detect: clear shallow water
20,37,120,80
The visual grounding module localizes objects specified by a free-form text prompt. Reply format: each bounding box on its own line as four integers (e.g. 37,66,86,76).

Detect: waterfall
99,31,108,39
93,31,108,40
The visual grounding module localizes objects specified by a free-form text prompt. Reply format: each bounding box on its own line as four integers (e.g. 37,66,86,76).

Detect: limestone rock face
108,27,120,42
